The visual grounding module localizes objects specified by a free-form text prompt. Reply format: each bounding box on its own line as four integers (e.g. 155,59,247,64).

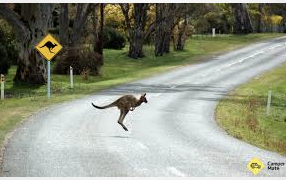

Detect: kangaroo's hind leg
117,109,129,131
49,48,55,54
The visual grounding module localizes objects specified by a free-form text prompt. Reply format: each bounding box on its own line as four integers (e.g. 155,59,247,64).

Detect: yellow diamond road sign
247,157,264,175
36,34,62,61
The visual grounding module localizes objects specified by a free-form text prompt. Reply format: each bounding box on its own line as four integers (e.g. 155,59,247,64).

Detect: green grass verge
0,33,284,146
216,63,286,156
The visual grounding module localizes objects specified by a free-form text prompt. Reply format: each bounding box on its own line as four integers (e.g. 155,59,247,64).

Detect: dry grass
216,64,286,156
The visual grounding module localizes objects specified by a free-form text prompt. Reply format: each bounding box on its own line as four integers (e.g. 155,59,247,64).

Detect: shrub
0,19,18,66
81,67,90,81
103,27,126,50
53,46,103,76
0,42,9,74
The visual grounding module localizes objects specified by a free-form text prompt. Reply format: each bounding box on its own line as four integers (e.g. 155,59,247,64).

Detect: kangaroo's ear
142,93,146,97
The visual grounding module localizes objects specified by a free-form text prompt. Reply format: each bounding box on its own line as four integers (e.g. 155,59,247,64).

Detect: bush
53,46,103,76
0,19,18,66
103,27,126,49
0,42,9,74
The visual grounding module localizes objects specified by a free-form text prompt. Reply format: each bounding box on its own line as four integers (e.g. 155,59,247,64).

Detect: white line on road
167,167,186,177
238,51,264,63
170,85,177,89
153,93,162,97
268,44,282,50
201,51,265,77
136,142,148,149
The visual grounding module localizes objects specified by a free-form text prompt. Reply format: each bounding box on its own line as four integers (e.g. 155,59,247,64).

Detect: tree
257,3,264,33
59,3,69,45
231,3,254,34
172,4,195,51
54,3,104,75
59,4,97,46
119,4,132,43
154,4,178,56
93,3,104,55
173,14,190,51
0,4,55,85
120,3,149,59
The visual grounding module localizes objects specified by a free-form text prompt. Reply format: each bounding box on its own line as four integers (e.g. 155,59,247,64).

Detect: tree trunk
257,3,263,33
231,3,254,34
59,3,69,45
154,4,165,56
174,15,188,51
128,3,148,59
0,4,55,85
70,4,95,46
154,4,177,56
54,4,98,75
120,4,132,42
94,3,104,55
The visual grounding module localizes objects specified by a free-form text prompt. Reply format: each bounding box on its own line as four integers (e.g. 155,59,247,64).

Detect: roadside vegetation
1,3,286,156
216,63,286,156
0,33,284,146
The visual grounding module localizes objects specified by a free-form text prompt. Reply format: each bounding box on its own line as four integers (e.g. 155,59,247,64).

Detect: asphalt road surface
2,37,286,176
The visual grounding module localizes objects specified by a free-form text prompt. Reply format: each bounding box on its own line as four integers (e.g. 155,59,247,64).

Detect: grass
0,33,284,147
216,63,286,156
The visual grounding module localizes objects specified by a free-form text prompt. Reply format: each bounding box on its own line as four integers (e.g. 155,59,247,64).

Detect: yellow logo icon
247,157,264,175
35,34,62,61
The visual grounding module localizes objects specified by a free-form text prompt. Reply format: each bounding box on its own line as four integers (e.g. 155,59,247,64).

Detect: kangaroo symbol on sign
40,41,58,54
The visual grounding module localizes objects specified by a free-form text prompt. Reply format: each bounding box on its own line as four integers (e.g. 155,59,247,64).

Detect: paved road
2,37,286,176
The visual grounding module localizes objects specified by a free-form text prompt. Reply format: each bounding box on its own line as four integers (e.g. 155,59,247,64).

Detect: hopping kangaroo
40,41,57,54
91,93,148,131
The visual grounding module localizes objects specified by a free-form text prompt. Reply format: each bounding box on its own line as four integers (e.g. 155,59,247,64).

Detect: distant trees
231,3,254,34
54,3,103,75
154,4,177,56
93,3,104,55
120,3,149,59
1,3,286,84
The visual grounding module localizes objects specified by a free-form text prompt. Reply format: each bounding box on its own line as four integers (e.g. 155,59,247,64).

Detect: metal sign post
70,66,74,89
1,74,4,100
35,34,62,99
47,61,51,99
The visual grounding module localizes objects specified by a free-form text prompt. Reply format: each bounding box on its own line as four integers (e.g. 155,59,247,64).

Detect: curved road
2,37,286,176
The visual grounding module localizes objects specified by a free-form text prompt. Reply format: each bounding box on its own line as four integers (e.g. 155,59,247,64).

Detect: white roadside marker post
70,66,74,89
212,28,216,37
1,74,4,100
266,90,272,116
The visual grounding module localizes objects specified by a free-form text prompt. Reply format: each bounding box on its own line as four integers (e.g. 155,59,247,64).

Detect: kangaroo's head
54,43,58,47
140,93,148,103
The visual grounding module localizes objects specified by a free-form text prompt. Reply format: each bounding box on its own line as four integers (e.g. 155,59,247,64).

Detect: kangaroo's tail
91,102,115,109
40,45,45,48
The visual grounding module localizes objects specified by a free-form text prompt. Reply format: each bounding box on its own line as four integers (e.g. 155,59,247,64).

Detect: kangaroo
91,93,148,131
40,41,57,54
